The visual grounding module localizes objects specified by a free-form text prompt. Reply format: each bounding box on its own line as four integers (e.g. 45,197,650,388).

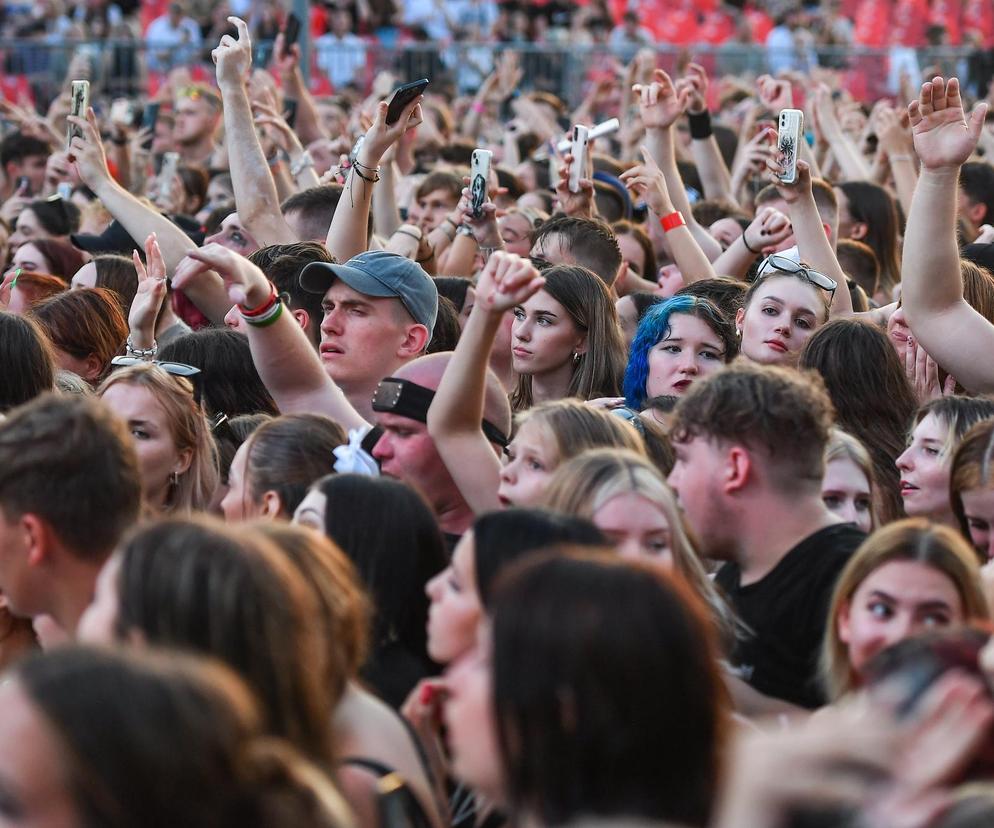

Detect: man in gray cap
173,244,437,424
296,249,437,420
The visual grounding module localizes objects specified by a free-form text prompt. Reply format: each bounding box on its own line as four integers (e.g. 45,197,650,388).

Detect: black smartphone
141,102,161,150
284,98,298,130
282,13,301,58
385,79,429,126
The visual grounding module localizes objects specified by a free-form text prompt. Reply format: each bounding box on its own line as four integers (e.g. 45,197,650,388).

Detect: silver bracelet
126,335,157,359
290,150,314,177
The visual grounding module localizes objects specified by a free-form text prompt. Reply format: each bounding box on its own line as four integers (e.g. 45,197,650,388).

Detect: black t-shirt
716,523,865,709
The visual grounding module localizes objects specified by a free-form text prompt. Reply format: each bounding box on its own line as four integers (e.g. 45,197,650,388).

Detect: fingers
133,249,147,281
229,15,250,41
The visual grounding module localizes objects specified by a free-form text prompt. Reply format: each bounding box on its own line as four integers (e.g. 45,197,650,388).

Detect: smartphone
281,13,301,59
469,149,492,219
385,79,429,126
284,97,298,130
777,108,804,185
568,124,589,194
66,80,90,150
159,151,180,203
141,102,161,150
556,117,619,152
15,176,30,196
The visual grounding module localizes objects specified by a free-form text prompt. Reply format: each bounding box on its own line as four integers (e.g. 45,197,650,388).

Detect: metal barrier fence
0,39,981,109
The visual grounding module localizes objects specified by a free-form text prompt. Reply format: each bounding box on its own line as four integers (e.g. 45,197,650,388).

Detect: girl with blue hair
623,296,737,410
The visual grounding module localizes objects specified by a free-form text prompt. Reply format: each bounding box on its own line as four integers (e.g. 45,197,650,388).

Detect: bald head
394,352,512,439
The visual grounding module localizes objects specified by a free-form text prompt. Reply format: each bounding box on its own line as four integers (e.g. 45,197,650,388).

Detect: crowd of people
6,6,994,827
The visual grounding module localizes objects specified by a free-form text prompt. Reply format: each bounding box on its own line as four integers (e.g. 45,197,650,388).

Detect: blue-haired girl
623,296,737,409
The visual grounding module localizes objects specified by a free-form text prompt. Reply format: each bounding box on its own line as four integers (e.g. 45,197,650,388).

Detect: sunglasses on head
110,356,204,405
759,255,837,297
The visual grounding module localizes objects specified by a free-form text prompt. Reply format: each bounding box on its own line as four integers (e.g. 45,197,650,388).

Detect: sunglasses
110,356,204,405
759,255,837,297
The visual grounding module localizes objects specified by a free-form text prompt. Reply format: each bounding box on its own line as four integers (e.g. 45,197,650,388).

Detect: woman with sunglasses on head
97,362,219,514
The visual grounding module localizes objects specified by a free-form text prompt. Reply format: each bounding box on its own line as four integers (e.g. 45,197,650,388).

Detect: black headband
371,377,509,448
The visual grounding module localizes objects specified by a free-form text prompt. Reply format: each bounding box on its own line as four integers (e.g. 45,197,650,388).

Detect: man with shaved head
370,353,511,540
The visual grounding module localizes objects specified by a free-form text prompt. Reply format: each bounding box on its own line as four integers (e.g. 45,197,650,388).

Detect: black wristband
688,110,713,140
742,232,760,255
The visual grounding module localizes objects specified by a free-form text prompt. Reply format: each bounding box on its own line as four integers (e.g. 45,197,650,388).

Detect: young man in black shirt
668,362,865,709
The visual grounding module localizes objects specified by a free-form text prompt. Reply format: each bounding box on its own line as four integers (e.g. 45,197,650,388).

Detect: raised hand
67,107,111,188
212,16,253,89
905,336,957,402
173,243,270,309
757,74,794,112
475,251,545,315
742,205,792,254
633,69,690,131
554,151,594,218
765,155,814,204
619,146,674,217
359,95,424,168
682,62,709,115
908,76,988,171
129,233,168,350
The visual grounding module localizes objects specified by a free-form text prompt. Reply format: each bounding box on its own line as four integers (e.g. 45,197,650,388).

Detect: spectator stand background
0,0,989,113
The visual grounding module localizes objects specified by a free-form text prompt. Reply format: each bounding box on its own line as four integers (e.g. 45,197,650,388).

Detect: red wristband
239,282,278,317
660,211,686,232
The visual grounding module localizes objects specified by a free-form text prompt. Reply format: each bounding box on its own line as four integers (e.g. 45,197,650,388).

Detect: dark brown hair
93,254,139,318
836,238,880,299
30,287,127,380
611,219,657,278
799,318,917,523
243,414,347,517
16,646,352,828
671,360,835,490
0,393,141,556
490,552,727,827
836,181,901,297
951,419,994,553
0,311,55,412
114,516,335,766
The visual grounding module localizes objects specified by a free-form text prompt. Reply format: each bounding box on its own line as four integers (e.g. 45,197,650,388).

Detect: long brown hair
31,287,127,381
950,418,994,554
511,265,625,411
800,318,917,523
114,516,336,766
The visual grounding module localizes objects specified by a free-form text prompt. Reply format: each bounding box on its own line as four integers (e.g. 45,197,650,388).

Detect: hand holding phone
66,80,90,151
280,13,301,59
386,79,429,126
568,125,589,194
469,149,492,219
777,109,804,185
159,151,180,204
141,102,160,151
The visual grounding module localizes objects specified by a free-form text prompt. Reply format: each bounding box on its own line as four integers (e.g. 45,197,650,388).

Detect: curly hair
623,296,737,410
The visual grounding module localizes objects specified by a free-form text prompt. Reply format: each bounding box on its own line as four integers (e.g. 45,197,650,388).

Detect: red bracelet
239,282,278,317
660,211,686,232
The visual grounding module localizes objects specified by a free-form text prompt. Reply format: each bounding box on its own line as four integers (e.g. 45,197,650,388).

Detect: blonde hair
542,448,738,647
820,518,989,701
98,363,219,513
516,399,645,469
823,428,880,531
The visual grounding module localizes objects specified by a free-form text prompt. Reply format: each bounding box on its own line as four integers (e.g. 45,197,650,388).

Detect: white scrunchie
333,427,380,476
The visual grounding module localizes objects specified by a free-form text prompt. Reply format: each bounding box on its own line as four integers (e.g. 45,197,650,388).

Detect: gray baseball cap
299,250,438,335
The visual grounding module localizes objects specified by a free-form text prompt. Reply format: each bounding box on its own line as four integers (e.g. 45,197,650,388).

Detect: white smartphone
159,151,180,203
777,108,804,185
568,124,589,194
556,117,619,152
110,97,133,128
66,80,90,150
469,149,492,219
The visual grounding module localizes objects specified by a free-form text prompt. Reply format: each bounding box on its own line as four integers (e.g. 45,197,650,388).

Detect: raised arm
682,64,734,203
325,95,424,262
272,32,327,147
711,206,792,279
876,104,919,217
213,17,297,247
811,84,870,182
901,76,994,392
171,243,369,431
69,110,232,323
621,147,718,284
427,252,545,514
766,158,853,316
637,70,723,263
